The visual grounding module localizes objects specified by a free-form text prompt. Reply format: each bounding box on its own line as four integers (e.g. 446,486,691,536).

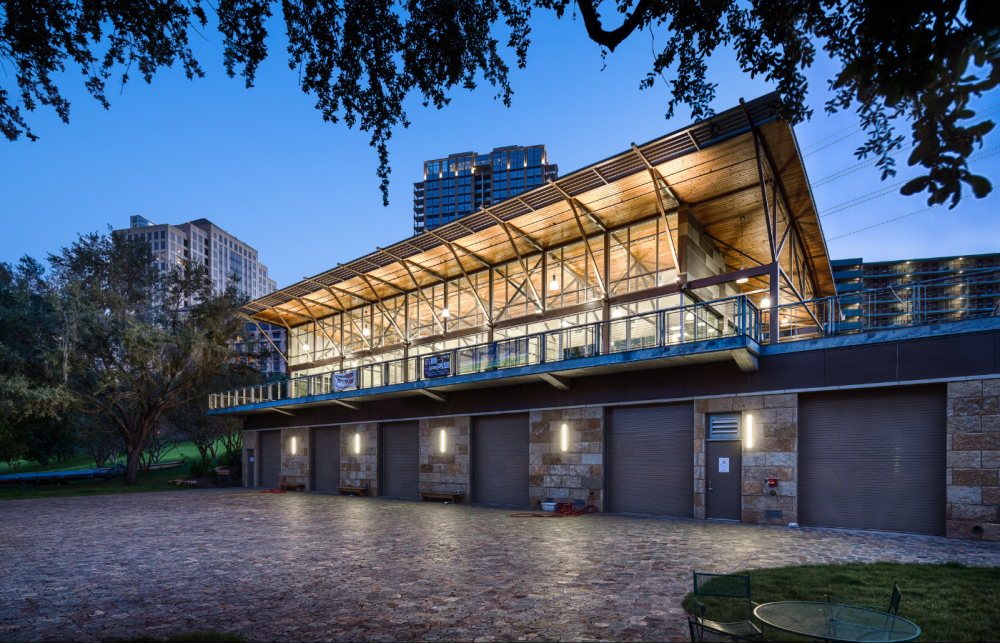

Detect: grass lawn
0,440,229,501
0,441,205,476
683,561,1000,642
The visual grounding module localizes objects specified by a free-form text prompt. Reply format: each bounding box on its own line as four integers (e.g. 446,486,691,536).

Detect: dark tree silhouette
2,0,997,206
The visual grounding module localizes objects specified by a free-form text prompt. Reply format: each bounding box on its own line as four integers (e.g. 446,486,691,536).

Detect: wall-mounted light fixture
746,414,754,449
354,433,361,454
440,429,447,453
291,436,297,455
561,423,569,452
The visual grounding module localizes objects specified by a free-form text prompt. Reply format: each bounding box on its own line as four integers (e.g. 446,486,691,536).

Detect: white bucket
541,502,557,511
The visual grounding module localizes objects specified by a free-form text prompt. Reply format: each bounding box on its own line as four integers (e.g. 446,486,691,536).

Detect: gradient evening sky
2,11,998,288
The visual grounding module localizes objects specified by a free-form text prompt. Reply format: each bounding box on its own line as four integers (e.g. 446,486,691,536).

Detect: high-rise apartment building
832,252,1000,329
117,216,286,373
412,145,558,233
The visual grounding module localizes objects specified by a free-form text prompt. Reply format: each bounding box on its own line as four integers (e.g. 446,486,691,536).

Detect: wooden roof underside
245,93,835,329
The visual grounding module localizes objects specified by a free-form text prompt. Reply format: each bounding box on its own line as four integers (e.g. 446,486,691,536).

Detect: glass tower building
412,145,558,233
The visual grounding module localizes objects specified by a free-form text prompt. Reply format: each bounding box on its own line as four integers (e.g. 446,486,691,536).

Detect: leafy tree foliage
45,230,266,484
3,1,996,207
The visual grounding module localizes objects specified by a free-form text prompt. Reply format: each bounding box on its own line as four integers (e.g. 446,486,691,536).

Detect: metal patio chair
825,581,903,615
692,572,762,641
688,618,760,642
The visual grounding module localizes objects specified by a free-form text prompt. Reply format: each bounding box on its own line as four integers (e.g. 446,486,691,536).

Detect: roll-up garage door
313,427,341,492
260,430,281,489
799,385,946,535
475,414,529,507
382,421,420,499
609,404,694,517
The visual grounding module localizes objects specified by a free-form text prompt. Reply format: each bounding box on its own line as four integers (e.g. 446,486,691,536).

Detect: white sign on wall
719,457,730,473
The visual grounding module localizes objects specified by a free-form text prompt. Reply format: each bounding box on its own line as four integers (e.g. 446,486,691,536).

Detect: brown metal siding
608,404,694,517
382,421,420,499
799,385,947,535
313,427,341,492
475,414,530,507
260,430,281,489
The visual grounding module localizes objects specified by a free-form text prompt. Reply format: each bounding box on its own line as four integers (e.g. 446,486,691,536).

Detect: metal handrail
209,295,760,409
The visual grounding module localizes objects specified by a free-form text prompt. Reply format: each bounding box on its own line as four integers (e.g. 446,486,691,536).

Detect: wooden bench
279,476,306,492
337,486,368,496
420,491,464,503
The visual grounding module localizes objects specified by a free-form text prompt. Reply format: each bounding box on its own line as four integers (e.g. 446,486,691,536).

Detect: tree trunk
125,447,141,485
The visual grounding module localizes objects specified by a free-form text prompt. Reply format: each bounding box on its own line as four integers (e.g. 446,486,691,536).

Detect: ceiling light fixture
549,276,559,291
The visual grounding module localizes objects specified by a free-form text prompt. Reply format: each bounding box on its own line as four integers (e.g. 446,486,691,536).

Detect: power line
800,121,861,152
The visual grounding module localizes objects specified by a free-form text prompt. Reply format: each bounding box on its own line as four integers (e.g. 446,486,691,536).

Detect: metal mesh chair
825,581,902,615
692,572,762,641
688,618,760,642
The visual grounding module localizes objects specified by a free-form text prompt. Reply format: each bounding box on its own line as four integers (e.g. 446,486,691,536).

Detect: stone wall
341,422,379,494
528,407,604,510
695,394,798,526
419,416,471,501
947,379,1000,541
280,427,311,490
678,207,741,301
242,430,258,487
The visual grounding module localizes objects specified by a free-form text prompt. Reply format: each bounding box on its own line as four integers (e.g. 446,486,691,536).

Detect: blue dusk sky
2,11,998,288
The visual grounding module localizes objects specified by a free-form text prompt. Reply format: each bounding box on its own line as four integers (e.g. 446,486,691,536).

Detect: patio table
754,601,920,642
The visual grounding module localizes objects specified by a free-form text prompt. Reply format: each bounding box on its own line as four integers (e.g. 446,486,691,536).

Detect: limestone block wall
528,407,604,510
678,207,741,301
947,379,1000,541
280,427,311,490
695,394,798,526
419,416,471,501
341,422,379,493
242,430,258,487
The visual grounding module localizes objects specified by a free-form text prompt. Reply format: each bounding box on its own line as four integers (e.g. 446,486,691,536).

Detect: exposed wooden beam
741,99,777,262
338,262,409,295
331,399,360,410
243,314,288,362
272,407,296,416
592,167,609,185
516,196,536,212
539,372,571,391
387,252,445,332
479,208,545,253
417,388,448,403
436,239,490,319
631,143,681,203
424,230,491,268
377,248,448,284
547,179,608,233
294,297,342,358
779,265,824,331
564,198,607,297
701,232,765,268
480,209,544,310
686,130,701,151
302,277,374,305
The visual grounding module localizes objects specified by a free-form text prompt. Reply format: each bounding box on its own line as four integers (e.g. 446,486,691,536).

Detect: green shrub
187,457,218,482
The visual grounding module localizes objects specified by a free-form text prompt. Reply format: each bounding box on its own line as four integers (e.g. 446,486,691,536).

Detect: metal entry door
260,431,281,489
608,404,694,517
313,427,341,492
706,440,742,520
475,414,529,507
799,385,946,535
382,421,420,499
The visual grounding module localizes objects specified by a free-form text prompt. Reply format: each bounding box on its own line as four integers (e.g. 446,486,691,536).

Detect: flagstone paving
3,490,1000,642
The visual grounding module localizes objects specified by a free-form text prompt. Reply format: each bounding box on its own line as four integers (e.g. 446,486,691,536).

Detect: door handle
707,481,713,491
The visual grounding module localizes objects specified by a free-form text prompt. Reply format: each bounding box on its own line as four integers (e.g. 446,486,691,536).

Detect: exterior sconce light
440,429,447,453
761,297,771,308
354,433,361,454
441,307,450,318
560,423,569,452
746,414,753,449
291,437,297,455
549,276,559,291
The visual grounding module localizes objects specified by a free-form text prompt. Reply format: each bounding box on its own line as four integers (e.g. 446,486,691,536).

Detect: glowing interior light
781,316,789,325
441,308,450,318
560,423,569,452
291,437,297,455
440,429,447,453
612,308,625,318
354,433,361,454
761,297,771,308
736,277,748,284
685,312,694,321
746,414,753,449
362,326,371,336
549,276,559,291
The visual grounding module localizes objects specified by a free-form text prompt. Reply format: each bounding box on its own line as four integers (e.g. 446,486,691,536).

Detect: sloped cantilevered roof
243,92,834,329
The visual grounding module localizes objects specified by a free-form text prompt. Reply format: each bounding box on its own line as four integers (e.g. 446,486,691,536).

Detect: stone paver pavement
2,491,1000,642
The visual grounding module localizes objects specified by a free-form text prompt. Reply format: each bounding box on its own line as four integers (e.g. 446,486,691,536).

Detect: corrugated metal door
609,404,694,517
382,421,420,499
260,430,281,489
475,414,529,507
313,427,341,492
799,385,946,535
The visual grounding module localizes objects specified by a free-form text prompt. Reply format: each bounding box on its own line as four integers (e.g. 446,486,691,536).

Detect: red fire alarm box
766,478,778,487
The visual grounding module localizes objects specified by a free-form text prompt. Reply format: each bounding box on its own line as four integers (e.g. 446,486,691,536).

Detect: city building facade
831,254,1000,330
118,216,286,373
210,94,1000,542
412,145,558,234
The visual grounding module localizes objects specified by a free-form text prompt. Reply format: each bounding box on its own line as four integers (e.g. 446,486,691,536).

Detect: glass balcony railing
209,295,761,410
